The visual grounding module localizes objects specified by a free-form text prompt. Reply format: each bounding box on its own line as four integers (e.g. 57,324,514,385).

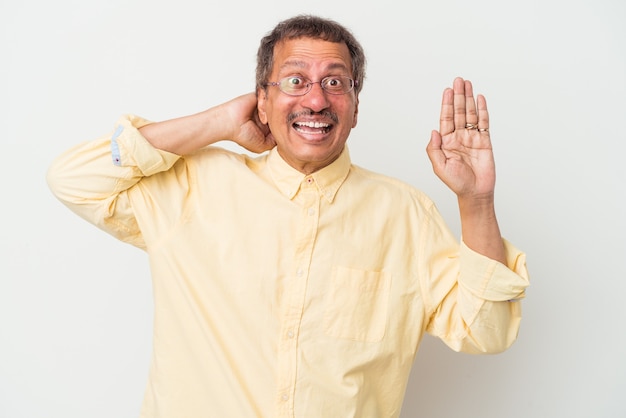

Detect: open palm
427,78,496,200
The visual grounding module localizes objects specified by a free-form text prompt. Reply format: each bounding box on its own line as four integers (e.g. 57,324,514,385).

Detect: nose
301,81,330,112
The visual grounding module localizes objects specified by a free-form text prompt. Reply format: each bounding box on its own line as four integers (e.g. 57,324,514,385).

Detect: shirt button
287,330,294,338
281,393,289,401
308,207,315,216
296,268,303,277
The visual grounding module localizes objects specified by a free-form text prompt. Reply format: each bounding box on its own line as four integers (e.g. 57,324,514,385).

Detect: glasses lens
279,77,308,95
321,76,354,94
274,76,355,96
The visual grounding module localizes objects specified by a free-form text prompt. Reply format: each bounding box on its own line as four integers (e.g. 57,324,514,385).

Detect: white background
2,0,625,417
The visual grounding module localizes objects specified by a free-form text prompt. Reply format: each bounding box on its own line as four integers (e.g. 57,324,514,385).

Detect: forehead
272,37,353,75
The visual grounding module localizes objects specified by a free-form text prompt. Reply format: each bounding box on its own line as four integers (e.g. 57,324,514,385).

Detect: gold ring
465,123,478,130
478,128,489,132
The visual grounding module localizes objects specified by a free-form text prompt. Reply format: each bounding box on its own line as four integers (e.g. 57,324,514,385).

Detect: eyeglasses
264,76,357,96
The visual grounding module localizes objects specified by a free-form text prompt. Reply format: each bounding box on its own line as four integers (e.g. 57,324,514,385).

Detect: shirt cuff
110,114,180,176
458,239,529,302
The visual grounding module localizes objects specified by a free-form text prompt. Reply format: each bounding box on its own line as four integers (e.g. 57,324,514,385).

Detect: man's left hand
427,77,496,201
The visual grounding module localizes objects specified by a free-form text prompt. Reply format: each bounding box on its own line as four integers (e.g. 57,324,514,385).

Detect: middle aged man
47,14,529,418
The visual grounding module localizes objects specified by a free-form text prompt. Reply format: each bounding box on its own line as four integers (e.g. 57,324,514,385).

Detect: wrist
458,194,496,219
457,195,506,263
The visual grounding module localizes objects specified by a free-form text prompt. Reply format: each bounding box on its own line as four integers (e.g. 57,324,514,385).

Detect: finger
477,94,490,133
453,77,467,131
465,80,478,126
439,88,454,136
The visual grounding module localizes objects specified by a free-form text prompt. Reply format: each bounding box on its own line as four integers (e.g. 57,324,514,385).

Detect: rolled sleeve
111,114,180,176
458,239,529,302
47,114,181,249
429,238,530,354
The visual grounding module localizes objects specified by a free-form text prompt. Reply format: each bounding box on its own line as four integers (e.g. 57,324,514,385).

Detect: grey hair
256,15,366,95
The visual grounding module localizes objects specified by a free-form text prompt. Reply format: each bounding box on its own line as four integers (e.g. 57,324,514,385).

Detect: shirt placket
275,175,321,418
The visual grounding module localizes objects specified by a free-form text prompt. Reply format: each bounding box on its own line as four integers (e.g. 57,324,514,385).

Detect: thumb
426,130,445,170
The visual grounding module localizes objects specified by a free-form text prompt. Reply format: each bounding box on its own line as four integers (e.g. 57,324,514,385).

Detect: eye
284,76,305,88
323,76,350,92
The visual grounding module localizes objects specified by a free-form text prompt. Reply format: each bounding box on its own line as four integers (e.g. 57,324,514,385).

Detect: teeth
296,121,330,128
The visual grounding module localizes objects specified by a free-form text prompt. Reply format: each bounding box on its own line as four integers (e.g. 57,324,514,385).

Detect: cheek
262,95,294,128
267,111,284,131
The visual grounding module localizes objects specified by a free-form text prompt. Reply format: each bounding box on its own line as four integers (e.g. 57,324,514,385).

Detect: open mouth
293,121,332,134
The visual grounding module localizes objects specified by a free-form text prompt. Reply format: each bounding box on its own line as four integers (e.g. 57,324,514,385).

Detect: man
48,14,528,418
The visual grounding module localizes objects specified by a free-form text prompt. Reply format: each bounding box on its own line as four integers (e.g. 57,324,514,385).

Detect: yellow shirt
47,115,529,418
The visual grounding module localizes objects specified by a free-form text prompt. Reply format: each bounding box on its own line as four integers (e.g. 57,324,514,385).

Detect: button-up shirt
47,115,529,418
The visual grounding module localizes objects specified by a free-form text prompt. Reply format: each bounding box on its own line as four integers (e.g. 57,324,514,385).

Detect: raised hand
426,77,495,201
427,77,505,262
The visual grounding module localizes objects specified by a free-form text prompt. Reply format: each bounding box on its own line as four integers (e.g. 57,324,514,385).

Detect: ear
351,95,359,128
257,88,268,124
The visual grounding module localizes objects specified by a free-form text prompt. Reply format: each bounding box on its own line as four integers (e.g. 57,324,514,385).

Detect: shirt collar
267,146,351,203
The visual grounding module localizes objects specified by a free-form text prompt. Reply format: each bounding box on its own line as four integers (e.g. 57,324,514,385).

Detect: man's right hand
139,92,275,156
222,92,276,153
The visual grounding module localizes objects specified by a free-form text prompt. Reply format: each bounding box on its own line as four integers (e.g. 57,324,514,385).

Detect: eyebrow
279,60,350,73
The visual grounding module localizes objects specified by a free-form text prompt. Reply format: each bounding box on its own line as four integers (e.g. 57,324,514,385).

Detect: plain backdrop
2,0,625,417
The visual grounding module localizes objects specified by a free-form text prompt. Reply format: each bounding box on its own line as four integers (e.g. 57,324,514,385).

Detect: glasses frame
264,75,358,96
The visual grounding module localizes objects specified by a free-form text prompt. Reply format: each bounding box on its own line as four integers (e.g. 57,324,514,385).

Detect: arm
47,93,275,246
139,92,275,155
426,77,505,263
424,78,529,353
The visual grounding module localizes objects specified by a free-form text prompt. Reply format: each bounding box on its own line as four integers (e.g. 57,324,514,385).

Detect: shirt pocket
323,266,391,342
